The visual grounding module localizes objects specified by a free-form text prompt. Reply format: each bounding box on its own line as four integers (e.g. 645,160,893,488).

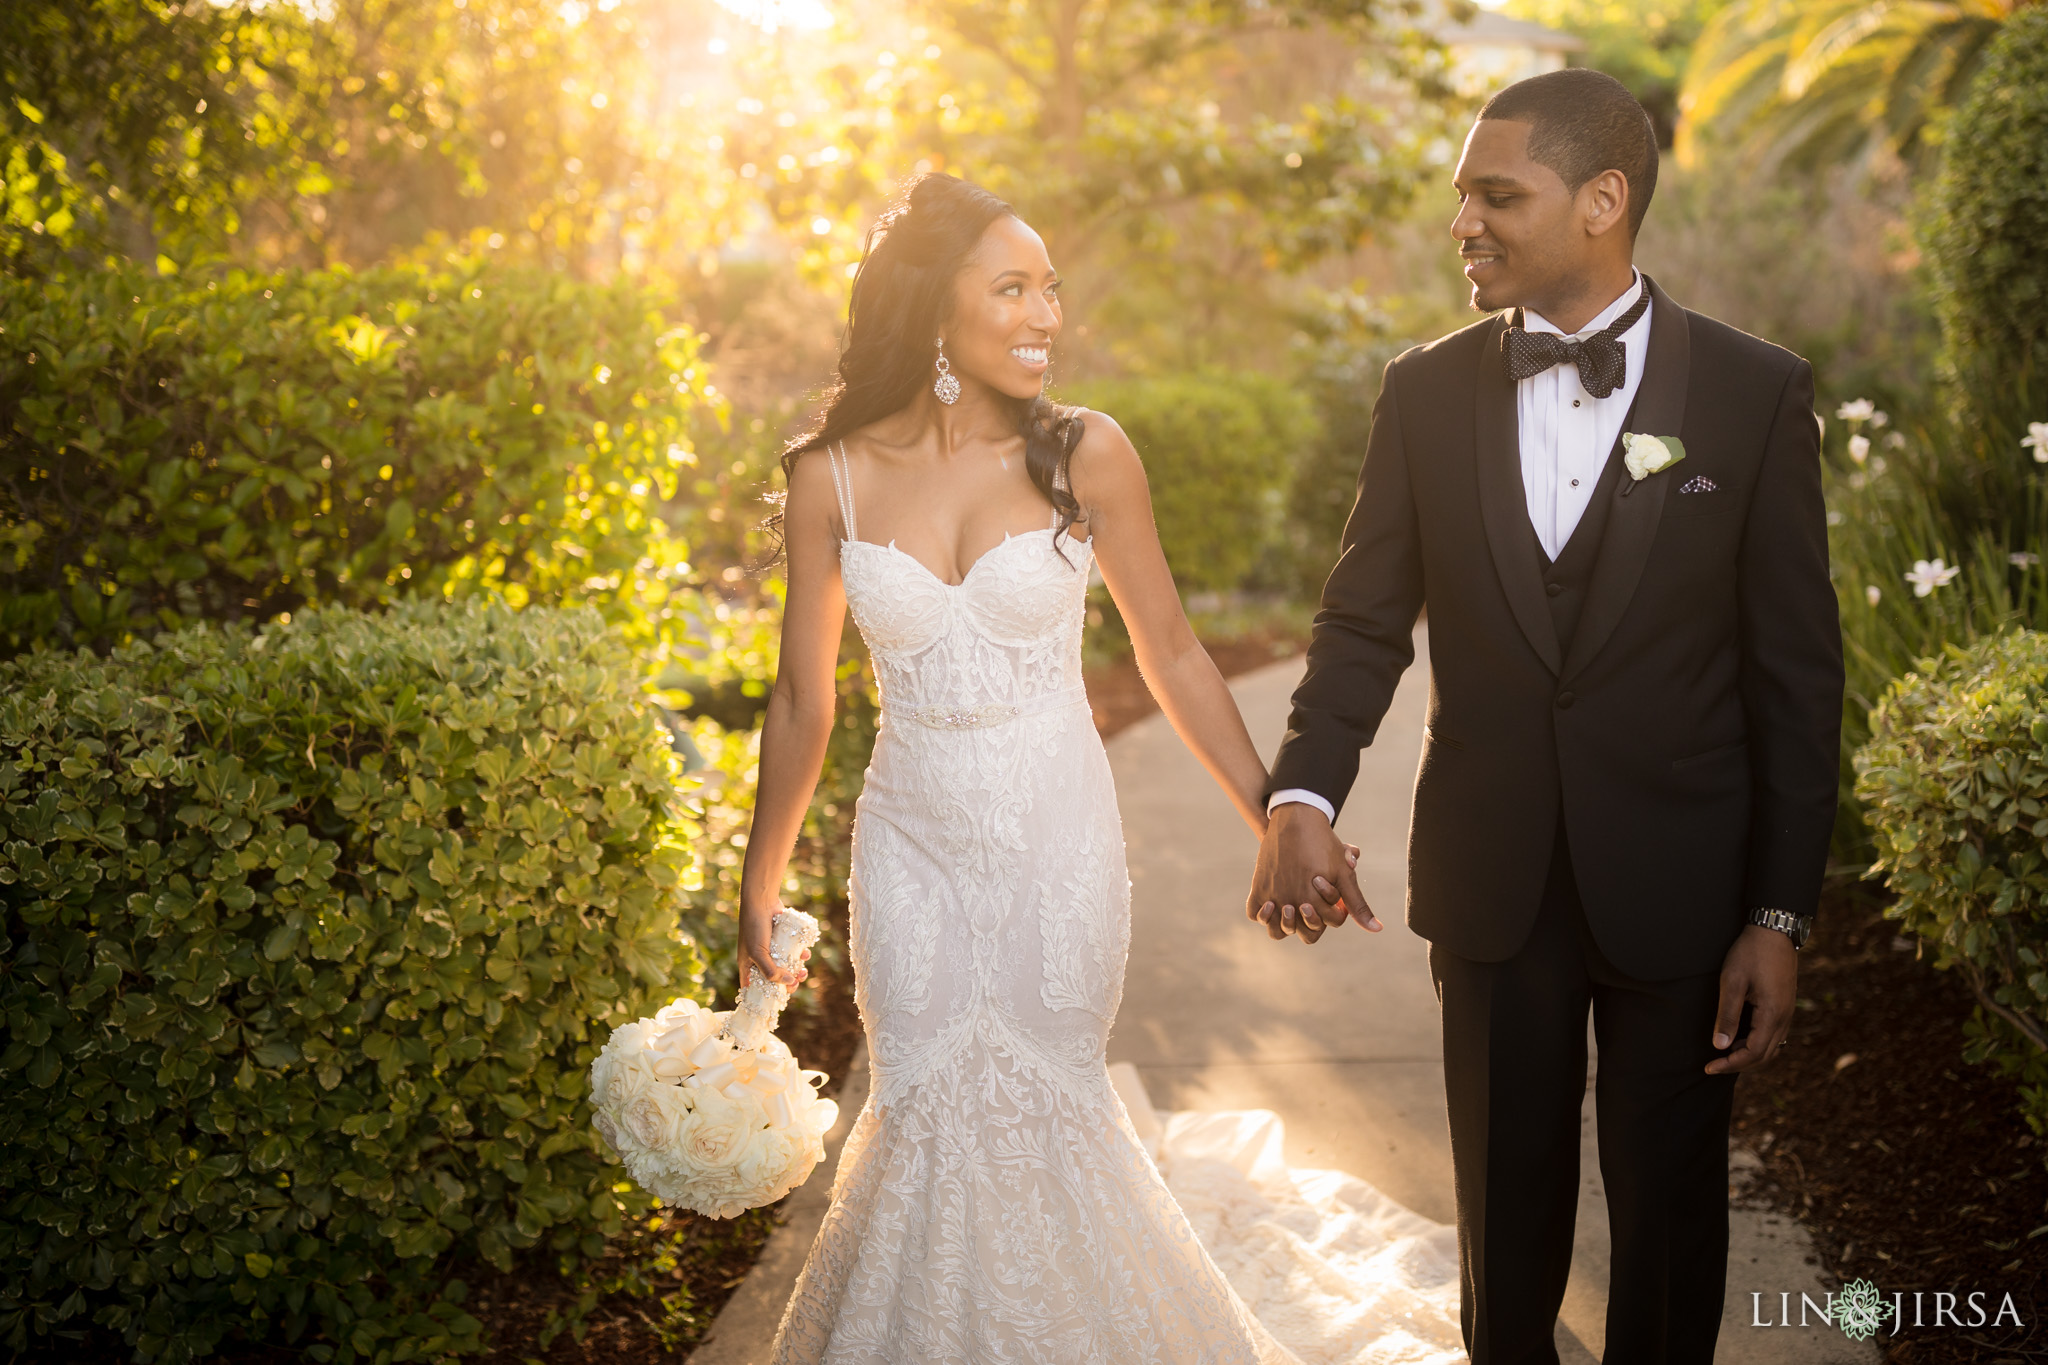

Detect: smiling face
1450,117,1633,323
940,214,1061,401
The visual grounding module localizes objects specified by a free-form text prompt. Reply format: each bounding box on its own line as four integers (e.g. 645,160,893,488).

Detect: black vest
1533,408,1638,651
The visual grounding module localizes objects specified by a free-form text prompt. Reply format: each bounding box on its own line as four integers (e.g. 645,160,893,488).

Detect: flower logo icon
1834,1279,1896,1341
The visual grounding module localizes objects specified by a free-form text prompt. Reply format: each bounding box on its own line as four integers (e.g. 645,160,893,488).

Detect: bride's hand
738,900,810,990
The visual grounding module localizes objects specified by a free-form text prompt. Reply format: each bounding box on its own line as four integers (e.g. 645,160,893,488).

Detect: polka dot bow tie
1499,288,1650,399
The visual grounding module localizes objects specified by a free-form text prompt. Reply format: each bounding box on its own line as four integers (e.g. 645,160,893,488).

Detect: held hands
1703,924,1798,1074
738,900,812,991
1246,803,1381,944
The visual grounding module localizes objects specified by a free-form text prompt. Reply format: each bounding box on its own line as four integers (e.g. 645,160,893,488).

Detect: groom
1245,69,1842,1363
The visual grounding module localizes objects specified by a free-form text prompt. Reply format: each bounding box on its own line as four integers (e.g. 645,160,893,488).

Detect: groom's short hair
1479,69,1658,236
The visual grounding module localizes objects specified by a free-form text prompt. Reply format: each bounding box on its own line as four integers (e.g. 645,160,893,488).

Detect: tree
0,0,741,276
755,0,1463,371
1676,0,2026,176
0,0,275,267
1499,0,1724,146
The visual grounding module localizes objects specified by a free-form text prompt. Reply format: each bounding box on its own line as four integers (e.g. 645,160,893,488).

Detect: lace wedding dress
769,443,1466,1365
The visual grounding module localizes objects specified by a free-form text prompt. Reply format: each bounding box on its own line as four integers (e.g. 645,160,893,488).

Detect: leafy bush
1061,371,1318,594
0,600,706,1363
0,257,715,656
1857,628,2048,1141
1926,5,2048,433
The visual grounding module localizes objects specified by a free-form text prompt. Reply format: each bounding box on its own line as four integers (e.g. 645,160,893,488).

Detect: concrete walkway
1105,626,1872,1364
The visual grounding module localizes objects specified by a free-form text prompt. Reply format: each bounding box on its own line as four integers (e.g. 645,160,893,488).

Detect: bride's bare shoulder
1062,406,1147,500
781,443,844,531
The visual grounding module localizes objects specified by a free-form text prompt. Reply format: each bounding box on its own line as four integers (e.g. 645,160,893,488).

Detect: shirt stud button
1573,399,1582,408
1570,478,1580,487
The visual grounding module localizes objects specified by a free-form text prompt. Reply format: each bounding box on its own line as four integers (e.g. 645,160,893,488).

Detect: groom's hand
1247,803,1380,943
1704,925,1798,1074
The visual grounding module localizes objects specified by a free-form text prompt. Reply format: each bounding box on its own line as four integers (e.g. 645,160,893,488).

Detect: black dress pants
1427,820,1745,1365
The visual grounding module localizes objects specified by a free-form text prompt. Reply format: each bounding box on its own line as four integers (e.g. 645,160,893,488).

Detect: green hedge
1927,5,2048,434
1061,372,1318,594
0,601,704,1363
0,257,713,656
1857,628,2048,1140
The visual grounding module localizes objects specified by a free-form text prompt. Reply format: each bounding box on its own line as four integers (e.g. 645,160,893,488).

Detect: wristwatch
1747,906,1814,949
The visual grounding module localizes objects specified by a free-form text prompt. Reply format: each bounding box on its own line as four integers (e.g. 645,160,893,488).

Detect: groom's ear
1579,169,1632,241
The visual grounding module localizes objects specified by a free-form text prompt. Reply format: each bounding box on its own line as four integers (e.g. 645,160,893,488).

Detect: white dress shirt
1268,271,1653,824
1517,269,1651,560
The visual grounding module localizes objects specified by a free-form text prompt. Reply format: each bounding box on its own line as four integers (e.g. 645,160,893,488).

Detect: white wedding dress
770,445,1466,1365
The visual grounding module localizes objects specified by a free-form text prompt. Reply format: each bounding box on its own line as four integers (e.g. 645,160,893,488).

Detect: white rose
622,1084,690,1151
730,1122,795,1191
604,1048,662,1106
679,1090,753,1169
1621,432,1685,482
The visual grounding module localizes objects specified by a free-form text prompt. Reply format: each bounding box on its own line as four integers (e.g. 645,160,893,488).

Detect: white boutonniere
1620,432,1686,494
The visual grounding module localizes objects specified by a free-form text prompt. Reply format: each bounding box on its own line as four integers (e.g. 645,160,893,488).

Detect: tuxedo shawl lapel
1474,310,1563,674
1558,273,1692,685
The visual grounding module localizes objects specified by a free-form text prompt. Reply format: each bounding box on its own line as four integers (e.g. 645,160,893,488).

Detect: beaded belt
885,684,1091,732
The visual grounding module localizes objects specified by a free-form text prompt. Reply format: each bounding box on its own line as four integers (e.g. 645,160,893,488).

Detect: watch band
1747,905,1812,948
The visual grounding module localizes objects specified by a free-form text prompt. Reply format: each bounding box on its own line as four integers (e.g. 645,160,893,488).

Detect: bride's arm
1073,412,1272,839
736,452,847,989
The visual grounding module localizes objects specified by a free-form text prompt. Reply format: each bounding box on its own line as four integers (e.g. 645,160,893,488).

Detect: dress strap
826,441,858,542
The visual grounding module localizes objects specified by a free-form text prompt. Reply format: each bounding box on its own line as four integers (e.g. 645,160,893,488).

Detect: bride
737,172,1458,1364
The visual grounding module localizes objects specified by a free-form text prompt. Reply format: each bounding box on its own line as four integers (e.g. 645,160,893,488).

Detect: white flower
1622,432,1686,481
2024,421,2048,463
1865,585,1882,607
1847,434,1870,464
1904,558,1960,597
1870,410,1889,429
653,997,705,1028
622,1087,687,1150
2013,551,2042,569
679,1088,752,1169
1835,399,1876,422
1885,432,1907,450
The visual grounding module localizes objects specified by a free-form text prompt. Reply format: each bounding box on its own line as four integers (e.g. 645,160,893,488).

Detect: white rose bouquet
589,909,839,1218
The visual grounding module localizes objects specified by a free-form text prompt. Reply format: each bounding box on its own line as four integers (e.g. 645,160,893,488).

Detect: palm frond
1678,0,2020,175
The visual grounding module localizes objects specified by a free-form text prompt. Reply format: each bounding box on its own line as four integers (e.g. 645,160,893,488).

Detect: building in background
1435,10,1586,95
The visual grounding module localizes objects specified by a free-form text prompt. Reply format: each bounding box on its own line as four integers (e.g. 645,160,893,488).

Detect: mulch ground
1729,879,2048,1362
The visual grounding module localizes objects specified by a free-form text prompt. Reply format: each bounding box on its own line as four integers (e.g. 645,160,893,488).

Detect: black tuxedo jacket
1267,276,1843,980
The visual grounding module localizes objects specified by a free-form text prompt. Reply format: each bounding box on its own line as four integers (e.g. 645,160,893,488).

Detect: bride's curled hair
780,172,1084,548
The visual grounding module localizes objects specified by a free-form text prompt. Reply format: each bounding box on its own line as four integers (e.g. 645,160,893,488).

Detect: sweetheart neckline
842,526,1090,589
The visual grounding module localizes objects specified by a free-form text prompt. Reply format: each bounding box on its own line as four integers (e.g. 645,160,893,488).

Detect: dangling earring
932,337,961,405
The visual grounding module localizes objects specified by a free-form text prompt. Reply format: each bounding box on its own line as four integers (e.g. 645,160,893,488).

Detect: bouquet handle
724,908,821,1051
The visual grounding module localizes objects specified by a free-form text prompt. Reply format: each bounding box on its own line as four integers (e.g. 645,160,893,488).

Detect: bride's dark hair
779,172,1084,550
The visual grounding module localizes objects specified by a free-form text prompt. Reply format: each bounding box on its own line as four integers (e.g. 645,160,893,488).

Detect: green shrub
1926,5,2048,434
0,600,705,1363
0,257,713,656
1061,371,1318,594
1856,628,2048,1142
